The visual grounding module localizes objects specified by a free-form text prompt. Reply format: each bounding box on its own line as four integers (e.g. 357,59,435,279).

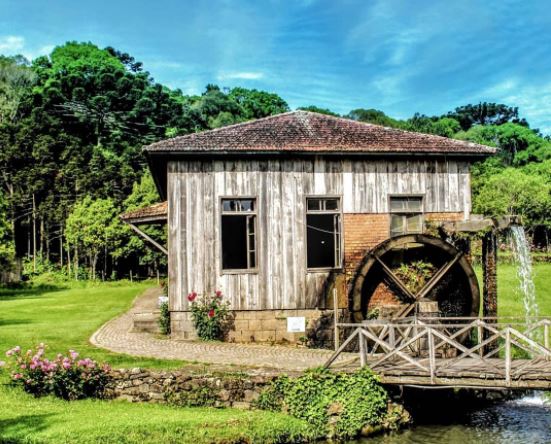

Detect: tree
473,168,551,229
0,191,15,271
65,196,123,279
298,106,340,117
446,102,528,131
228,87,289,120
116,172,167,273
346,108,404,128
0,55,35,124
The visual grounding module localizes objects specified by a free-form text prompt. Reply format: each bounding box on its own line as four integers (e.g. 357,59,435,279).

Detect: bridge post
359,330,367,367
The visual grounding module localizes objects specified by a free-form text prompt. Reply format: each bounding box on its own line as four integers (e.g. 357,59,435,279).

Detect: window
389,196,423,237
221,198,257,271
306,197,342,269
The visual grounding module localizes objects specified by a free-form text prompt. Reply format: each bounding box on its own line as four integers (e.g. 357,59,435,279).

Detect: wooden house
122,111,496,344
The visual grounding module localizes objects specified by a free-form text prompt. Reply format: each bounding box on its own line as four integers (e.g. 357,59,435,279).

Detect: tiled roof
120,201,167,224
144,110,496,156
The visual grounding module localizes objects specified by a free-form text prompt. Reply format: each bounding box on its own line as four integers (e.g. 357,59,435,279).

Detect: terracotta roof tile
144,110,496,156
120,201,167,223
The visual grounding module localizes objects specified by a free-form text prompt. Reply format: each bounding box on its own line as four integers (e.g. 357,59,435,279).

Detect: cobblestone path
91,288,352,371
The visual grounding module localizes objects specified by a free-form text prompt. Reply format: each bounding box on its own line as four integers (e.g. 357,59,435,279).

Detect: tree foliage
0,39,550,279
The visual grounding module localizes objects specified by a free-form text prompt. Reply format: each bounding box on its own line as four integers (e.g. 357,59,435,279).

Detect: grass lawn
474,263,551,317
0,385,312,444
0,280,183,369
0,265,549,443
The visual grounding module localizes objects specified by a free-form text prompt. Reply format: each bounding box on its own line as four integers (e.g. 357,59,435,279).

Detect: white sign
287,316,306,333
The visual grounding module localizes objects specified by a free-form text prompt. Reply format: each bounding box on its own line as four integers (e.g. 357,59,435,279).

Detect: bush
159,301,171,335
1,344,110,400
188,290,231,340
256,367,389,440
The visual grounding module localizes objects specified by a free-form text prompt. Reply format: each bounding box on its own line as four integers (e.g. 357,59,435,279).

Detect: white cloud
217,71,264,81
0,36,53,60
0,35,25,54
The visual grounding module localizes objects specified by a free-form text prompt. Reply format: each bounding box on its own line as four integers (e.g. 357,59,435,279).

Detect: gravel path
90,287,352,371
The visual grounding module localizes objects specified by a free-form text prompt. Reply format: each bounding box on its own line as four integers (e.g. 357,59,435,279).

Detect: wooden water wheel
350,234,480,322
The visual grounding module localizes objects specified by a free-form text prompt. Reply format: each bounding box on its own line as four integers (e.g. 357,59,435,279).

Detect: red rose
208,309,215,318
187,292,197,302
215,290,223,298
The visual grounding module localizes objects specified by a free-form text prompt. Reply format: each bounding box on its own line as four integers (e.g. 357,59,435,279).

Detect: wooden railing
325,317,551,386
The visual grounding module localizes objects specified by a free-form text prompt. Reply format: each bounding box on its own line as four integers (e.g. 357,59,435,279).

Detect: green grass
474,263,551,317
0,385,312,444
0,280,183,369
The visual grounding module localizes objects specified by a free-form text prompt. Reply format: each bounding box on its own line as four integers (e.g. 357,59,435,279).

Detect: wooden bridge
325,317,551,390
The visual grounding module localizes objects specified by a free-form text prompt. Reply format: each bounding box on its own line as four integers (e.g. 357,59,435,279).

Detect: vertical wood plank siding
168,158,471,311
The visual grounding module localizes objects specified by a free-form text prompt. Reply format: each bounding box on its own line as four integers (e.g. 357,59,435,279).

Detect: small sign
287,316,306,333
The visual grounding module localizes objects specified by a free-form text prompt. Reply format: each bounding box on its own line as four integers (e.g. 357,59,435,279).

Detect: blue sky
2,0,551,133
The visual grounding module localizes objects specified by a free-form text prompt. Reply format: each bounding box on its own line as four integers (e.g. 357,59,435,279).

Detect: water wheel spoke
416,252,463,300
374,255,416,302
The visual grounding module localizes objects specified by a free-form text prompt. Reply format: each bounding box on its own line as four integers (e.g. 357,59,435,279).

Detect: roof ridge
144,110,300,150
143,109,496,154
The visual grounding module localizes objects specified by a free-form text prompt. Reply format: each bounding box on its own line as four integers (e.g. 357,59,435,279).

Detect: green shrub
188,290,231,340
2,344,110,400
256,367,389,440
159,301,170,335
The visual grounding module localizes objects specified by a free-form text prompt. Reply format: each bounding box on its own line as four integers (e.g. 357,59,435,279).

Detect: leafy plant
393,260,437,294
158,301,170,335
1,344,110,400
256,367,390,440
188,290,231,341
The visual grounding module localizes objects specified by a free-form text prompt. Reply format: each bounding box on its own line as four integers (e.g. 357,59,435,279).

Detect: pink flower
69,350,79,360
20,364,26,370
215,290,223,298
13,373,22,380
5,350,13,357
208,309,215,318
187,292,197,302
13,346,20,353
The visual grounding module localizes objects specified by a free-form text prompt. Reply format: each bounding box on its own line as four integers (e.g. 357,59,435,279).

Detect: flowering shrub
2,344,110,400
188,290,231,340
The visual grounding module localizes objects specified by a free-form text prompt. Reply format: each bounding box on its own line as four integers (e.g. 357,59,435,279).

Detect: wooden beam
374,256,416,302
127,223,168,256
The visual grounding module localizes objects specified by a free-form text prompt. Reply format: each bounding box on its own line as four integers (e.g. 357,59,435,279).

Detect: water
354,392,551,444
509,225,539,321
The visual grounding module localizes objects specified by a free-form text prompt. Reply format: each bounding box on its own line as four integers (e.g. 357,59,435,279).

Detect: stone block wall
107,368,282,409
171,309,342,348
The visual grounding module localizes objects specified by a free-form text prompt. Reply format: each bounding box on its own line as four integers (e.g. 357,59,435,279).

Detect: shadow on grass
0,413,54,442
0,318,29,327
0,284,67,300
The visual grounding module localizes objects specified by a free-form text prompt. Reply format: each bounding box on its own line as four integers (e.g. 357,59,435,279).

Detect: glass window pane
407,214,423,232
324,199,339,211
390,215,405,237
240,199,254,212
390,198,407,212
407,197,422,212
222,199,255,212
307,199,321,211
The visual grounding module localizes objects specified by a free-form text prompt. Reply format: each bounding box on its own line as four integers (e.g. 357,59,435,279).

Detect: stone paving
91,288,353,371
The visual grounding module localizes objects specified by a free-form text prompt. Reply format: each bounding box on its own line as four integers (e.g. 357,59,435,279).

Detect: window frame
219,196,259,275
388,194,425,237
304,195,344,273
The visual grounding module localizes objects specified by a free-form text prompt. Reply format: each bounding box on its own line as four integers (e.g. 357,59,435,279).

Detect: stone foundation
171,308,344,348
107,368,280,408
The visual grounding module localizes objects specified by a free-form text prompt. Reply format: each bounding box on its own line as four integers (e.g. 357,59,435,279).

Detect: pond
356,392,551,444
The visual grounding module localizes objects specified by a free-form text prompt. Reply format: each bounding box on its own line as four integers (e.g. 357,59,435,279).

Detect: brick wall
343,214,389,282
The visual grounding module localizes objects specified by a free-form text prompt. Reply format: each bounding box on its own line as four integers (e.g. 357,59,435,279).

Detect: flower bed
2,344,110,400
